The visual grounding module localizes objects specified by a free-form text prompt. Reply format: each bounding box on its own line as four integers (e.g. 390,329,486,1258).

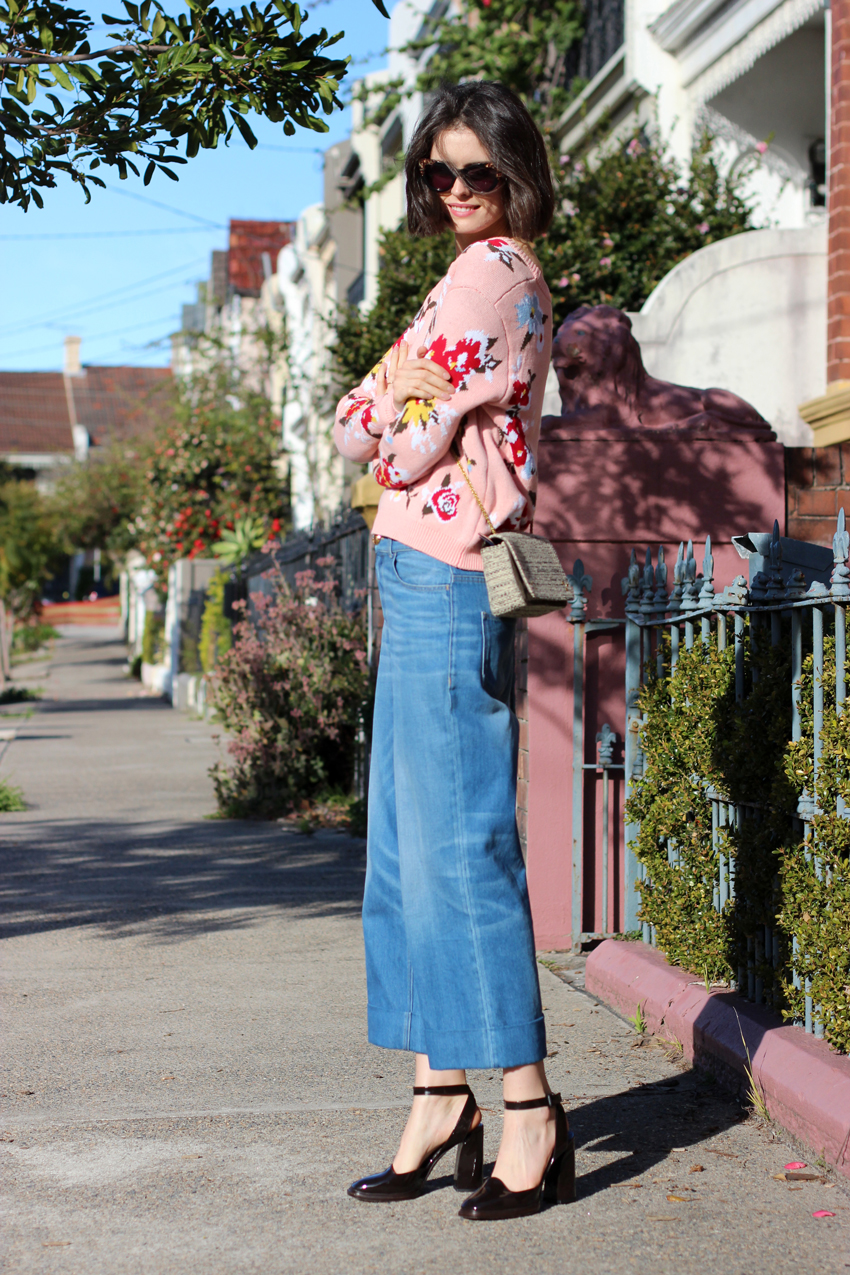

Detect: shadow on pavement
0,818,366,943
424,1067,745,1202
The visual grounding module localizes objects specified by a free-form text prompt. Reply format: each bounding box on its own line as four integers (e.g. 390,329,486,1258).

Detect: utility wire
0,227,220,240
0,257,208,340
2,312,180,361
101,181,226,228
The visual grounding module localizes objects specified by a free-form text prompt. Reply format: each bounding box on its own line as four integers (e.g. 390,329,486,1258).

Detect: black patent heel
348,1084,483,1202
459,1093,576,1221
454,1119,484,1191
543,1130,576,1203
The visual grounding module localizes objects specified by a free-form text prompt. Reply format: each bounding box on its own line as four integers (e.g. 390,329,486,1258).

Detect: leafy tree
0,0,388,209
51,443,148,559
331,228,455,392
0,480,62,622
541,129,760,324
403,0,583,137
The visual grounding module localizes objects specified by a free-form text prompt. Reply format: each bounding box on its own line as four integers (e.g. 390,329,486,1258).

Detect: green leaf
49,63,73,91
229,110,257,148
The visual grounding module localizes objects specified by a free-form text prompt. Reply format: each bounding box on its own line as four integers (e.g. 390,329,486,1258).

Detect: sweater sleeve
372,284,509,488
333,347,399,464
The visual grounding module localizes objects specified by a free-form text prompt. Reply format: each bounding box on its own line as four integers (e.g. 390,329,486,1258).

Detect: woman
333,81,574,1222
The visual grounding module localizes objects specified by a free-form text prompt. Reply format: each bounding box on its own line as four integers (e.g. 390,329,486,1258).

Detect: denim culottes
364,539,546,1071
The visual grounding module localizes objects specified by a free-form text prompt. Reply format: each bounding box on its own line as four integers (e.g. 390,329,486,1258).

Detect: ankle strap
504,1092,562,1111
413,1084,472,1096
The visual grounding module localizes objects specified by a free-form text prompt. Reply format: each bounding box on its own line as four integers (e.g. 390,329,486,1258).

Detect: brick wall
786,443,850,543
515,619,529,858
828,2,850,381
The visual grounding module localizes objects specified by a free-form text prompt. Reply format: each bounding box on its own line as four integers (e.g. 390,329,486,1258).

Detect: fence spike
669,542,685,616
682,539,700,612
567,558,593,621
622,548,642,617
596,722,616,768
653,545,669,616
784,567,807,601
641,548,656,619
766,519,784,600
699,534,715,608
832,507,850,600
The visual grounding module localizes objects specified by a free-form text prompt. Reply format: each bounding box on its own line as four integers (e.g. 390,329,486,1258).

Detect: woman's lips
448,205,479,218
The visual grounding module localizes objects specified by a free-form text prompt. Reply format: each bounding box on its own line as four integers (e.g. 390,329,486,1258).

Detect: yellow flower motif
400,398,436,430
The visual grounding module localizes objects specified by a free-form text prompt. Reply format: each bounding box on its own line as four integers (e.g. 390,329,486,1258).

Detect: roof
0,365,174,456
227,219,294,296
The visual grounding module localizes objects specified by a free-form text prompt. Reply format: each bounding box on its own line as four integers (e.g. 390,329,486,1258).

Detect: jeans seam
447,576,494,1061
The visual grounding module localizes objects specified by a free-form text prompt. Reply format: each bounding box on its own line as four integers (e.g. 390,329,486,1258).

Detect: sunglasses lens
423,163,455,192
465,165,500,193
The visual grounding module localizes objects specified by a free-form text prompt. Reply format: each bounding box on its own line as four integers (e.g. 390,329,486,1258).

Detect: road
1,628,848,1273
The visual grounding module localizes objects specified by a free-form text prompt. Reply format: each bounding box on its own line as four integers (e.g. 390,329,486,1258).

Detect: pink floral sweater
333,237,553,571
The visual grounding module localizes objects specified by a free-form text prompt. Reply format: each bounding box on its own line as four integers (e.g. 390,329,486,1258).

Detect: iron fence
564,510,849,1038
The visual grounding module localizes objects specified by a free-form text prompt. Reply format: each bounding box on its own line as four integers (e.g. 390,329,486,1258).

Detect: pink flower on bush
756,141,768,154
558,276,570,288
559,154,570,166
698,221,709,234
626,138,642,156
599,256,612,268
432,488,460,521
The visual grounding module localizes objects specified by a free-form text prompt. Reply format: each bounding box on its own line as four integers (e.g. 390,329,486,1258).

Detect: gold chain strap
451,440,498,538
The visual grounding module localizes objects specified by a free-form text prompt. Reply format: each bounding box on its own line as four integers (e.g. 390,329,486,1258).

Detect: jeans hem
368,1007,547,1071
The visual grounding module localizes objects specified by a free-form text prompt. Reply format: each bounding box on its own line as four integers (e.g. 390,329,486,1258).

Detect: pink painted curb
585,939,850,1179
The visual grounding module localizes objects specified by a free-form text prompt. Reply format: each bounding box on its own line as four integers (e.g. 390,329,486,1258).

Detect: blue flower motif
515,293,547,351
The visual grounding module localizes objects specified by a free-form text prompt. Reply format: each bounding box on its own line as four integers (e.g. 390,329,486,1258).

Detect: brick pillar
828,0,850,383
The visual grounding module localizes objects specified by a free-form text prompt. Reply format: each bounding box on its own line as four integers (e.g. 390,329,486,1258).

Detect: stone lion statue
548,305,774,436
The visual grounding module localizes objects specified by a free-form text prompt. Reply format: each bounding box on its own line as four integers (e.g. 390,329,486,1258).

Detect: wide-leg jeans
363,538,546,1070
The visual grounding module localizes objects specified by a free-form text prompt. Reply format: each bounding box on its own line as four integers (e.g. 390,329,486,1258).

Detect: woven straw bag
453,444,569,619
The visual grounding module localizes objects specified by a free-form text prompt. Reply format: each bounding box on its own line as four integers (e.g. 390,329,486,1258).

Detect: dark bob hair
405,81,555,241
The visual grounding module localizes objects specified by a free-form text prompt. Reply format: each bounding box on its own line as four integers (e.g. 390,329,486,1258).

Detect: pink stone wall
526,430,786,950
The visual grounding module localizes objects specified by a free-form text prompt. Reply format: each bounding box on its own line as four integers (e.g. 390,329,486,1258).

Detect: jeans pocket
481,612,516,703
391,547,452,590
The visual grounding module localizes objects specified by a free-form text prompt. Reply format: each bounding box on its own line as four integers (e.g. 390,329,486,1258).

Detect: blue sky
0,1,389,372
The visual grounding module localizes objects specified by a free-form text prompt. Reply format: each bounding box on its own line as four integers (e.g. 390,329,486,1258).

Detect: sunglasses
418,159,504,194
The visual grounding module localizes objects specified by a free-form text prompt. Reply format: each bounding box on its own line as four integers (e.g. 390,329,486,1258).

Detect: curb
585,939,850,1179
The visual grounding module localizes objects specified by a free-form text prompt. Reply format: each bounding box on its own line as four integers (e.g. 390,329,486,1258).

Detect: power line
0,227,222,240
102,181,226,228
0,257,208,339
2,312,179,362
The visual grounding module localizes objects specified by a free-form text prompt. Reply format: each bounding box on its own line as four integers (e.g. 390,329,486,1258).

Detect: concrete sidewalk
1,631,848,1273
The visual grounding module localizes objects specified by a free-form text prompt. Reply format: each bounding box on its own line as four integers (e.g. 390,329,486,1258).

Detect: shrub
13,622,59,655
199,570,232,674
208,562,369,819
141,611,165,666
0,778,26,811
628,624,850,1053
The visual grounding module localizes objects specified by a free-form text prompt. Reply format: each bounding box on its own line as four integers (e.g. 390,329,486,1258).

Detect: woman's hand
375,343,454,414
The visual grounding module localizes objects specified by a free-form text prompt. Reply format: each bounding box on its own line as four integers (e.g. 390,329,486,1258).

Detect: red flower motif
374,459,406,490
271,518,281,533
432,488,460,521
510,435,529,468
511,379,530,407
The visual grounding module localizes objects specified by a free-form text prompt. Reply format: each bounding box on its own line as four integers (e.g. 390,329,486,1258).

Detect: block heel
347,1084,483,1202
458,1093,576,1221
543,1131,576,1203
454,1119,484,1191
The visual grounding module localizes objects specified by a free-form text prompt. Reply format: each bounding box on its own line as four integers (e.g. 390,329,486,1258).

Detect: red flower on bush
432,488,460,521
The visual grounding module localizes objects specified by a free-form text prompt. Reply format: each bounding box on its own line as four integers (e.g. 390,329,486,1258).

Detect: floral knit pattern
334,237,553,571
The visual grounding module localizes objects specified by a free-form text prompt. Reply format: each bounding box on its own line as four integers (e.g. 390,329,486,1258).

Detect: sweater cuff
376,391,401,434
